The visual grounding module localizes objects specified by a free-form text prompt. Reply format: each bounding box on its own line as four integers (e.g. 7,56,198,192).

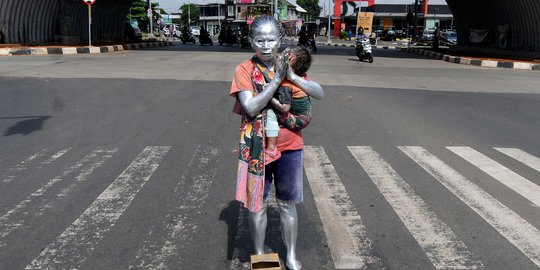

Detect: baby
265,46,313,164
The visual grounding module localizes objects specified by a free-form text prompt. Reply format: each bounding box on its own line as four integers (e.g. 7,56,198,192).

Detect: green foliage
340,30,348,40
180,4,200,25
296,0,322,20
127,0,161,28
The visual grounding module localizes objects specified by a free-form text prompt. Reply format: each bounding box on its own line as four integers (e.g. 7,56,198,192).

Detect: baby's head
287,46,312,77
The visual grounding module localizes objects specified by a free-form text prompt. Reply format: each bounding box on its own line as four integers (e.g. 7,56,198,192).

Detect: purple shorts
263,149,304,203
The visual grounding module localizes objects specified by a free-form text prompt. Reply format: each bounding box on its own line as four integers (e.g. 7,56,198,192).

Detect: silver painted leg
278,199,302,270
248,199,269,255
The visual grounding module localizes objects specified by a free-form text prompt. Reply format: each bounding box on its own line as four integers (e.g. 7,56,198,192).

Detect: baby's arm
287,70,324,100
270,98,291,113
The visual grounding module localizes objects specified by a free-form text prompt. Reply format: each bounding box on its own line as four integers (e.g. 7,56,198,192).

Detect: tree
128,0,162,32
179,4,199,26
296,0,321,20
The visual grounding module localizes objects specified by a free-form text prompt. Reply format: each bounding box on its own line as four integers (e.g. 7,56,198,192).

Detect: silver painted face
250,22,281,62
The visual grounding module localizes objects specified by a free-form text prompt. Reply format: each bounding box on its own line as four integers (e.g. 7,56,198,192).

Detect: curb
0,41,173,56
315,42,401,50
400,47,540,71
282,37,401,50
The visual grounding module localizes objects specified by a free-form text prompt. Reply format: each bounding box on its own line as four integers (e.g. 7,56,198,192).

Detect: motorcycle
240,34,250,48
218,29,239,46
180,31,196,44
355,36,373,63
199,33,213,46
298,37,317,53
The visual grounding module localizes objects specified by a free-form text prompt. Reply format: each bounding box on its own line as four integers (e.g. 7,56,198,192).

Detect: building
336,0,452,36
199,2,227,35
197,0,306,36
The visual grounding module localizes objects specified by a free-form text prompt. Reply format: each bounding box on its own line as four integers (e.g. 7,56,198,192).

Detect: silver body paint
236,16,325,270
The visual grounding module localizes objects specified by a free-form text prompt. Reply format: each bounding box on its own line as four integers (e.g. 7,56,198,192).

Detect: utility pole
274,0,278,20
327,0,332,43
413,0,418,42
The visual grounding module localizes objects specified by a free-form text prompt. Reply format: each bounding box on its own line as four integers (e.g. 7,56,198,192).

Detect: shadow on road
2,116,50,136
219,200,286,265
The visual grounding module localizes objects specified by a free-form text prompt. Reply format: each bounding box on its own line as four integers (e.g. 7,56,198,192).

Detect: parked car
380,29,397,41
124,22,142,42
373,29,383,38
419,28,435,44
440,31,457,46
162,24,180,38
191,26,200,37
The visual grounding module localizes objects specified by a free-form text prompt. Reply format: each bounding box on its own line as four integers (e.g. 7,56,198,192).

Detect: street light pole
413,0,419,42
274,0,278,20
327,0,332,43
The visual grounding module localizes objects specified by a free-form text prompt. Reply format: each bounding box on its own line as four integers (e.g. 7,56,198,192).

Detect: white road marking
25,146,170,270
400,146,540,268
349,146,483,270
0,148,117,242
494,147,540,173
447,146,540,207
2,149,48,183
39,148,72,167
129,146,219,270
304,146,379,269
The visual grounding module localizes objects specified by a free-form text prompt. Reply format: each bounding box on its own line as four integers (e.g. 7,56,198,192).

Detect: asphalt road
1,43,539,270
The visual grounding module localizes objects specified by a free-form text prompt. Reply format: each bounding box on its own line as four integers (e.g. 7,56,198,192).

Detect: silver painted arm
237,56,289,117
287,69,325,100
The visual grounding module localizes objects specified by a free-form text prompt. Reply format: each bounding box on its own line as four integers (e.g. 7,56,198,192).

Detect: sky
155,0,448,13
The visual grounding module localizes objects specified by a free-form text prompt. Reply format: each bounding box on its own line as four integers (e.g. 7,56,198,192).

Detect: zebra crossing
0,144,539,269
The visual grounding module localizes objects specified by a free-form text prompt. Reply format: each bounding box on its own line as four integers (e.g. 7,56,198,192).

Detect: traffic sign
83,0,96,5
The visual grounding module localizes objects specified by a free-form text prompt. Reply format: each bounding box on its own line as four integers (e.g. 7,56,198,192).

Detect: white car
191,26,200,37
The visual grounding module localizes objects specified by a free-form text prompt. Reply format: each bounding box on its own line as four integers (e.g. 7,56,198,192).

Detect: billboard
356,12,374,34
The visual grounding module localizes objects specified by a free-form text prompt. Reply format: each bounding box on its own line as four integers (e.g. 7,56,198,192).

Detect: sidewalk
0,40,175,56
284,36,540,71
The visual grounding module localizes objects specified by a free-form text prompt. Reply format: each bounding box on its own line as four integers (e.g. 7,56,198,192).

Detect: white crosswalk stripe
348,146,484,270
401,146,540,268
1,149,48,183
494,147,540,173
0,148,117,243
25,146,170,270
304,146,380,269
129,146,219,270
38,148,72,168
447,146,540,207
0,144,538,269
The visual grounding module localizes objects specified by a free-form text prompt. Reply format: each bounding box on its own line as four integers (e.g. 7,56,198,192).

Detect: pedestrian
229,16,324,270
348,29,353,41
433,22,441,51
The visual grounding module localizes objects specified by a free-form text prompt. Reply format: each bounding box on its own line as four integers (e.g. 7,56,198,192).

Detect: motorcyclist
356,26,365,39
240,25,250,48
200,26,209,38
298,26,308,45
226,26,233,44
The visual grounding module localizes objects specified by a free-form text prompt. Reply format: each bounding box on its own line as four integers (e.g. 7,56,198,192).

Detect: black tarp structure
0,0,133,44
445,0,540,50
1,0,540,51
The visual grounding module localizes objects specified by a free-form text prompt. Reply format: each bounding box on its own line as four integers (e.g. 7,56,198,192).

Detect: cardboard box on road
251,253,282,270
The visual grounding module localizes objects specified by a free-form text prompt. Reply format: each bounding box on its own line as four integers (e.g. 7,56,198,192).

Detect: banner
356,12,374,34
